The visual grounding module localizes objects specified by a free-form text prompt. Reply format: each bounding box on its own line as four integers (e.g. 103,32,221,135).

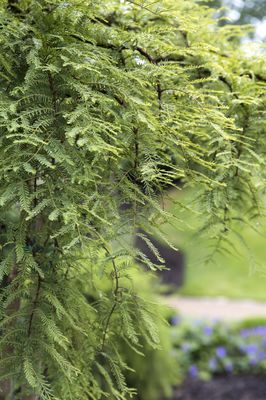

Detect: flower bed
170,316,266,381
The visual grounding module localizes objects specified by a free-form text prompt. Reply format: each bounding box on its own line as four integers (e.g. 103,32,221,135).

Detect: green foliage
237,317,266,330
116,270,180,400
0,0,265,398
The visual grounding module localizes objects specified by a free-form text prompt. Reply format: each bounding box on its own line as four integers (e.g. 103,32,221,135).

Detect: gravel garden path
166,296,266,321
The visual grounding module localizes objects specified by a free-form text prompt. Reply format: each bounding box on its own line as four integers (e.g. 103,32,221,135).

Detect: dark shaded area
135,230,185,289
171,375,266,400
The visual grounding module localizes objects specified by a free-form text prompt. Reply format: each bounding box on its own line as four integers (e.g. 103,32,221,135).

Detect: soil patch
172,375,266,400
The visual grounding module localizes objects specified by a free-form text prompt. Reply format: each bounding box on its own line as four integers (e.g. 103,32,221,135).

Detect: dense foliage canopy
0,0,265,399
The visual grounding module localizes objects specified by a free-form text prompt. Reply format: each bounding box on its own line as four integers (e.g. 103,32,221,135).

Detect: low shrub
85,263,180,400
237,317,266,330
118,272,181,399
171,317,266,381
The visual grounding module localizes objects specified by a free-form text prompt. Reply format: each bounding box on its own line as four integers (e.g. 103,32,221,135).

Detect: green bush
115,269,180,400
237,317,266,330
84,262,179,400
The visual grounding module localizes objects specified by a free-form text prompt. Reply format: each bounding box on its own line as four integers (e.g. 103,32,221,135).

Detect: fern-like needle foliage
0,0,265,398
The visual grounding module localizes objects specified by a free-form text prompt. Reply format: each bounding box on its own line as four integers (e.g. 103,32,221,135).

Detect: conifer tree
0,0,265,399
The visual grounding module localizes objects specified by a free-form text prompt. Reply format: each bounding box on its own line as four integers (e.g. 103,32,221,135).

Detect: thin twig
100,246,119,351
27,275,42,337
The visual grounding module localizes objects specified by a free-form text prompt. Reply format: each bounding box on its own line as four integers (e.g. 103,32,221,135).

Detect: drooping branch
100,246,120,351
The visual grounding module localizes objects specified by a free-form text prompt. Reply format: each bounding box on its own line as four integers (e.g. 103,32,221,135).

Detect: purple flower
243,343,258,355
241,326,266,338
240,329,249,338
171,315,180,326
258,351,266,361
225,360,233,373
216,346,227,358
208,358,217,371
203,326,213,337
243,345,260,365
188,365,198,379
249,357,258,366
254,326,266,336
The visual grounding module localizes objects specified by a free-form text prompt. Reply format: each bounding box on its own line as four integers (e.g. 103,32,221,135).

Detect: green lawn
161,188,266,301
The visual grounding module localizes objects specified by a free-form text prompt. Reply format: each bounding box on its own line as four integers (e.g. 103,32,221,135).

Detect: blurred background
148,0,266,309
210,0,266,42
135,4,266,398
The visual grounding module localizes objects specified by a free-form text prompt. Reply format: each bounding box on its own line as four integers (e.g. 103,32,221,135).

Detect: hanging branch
100,246,120,351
